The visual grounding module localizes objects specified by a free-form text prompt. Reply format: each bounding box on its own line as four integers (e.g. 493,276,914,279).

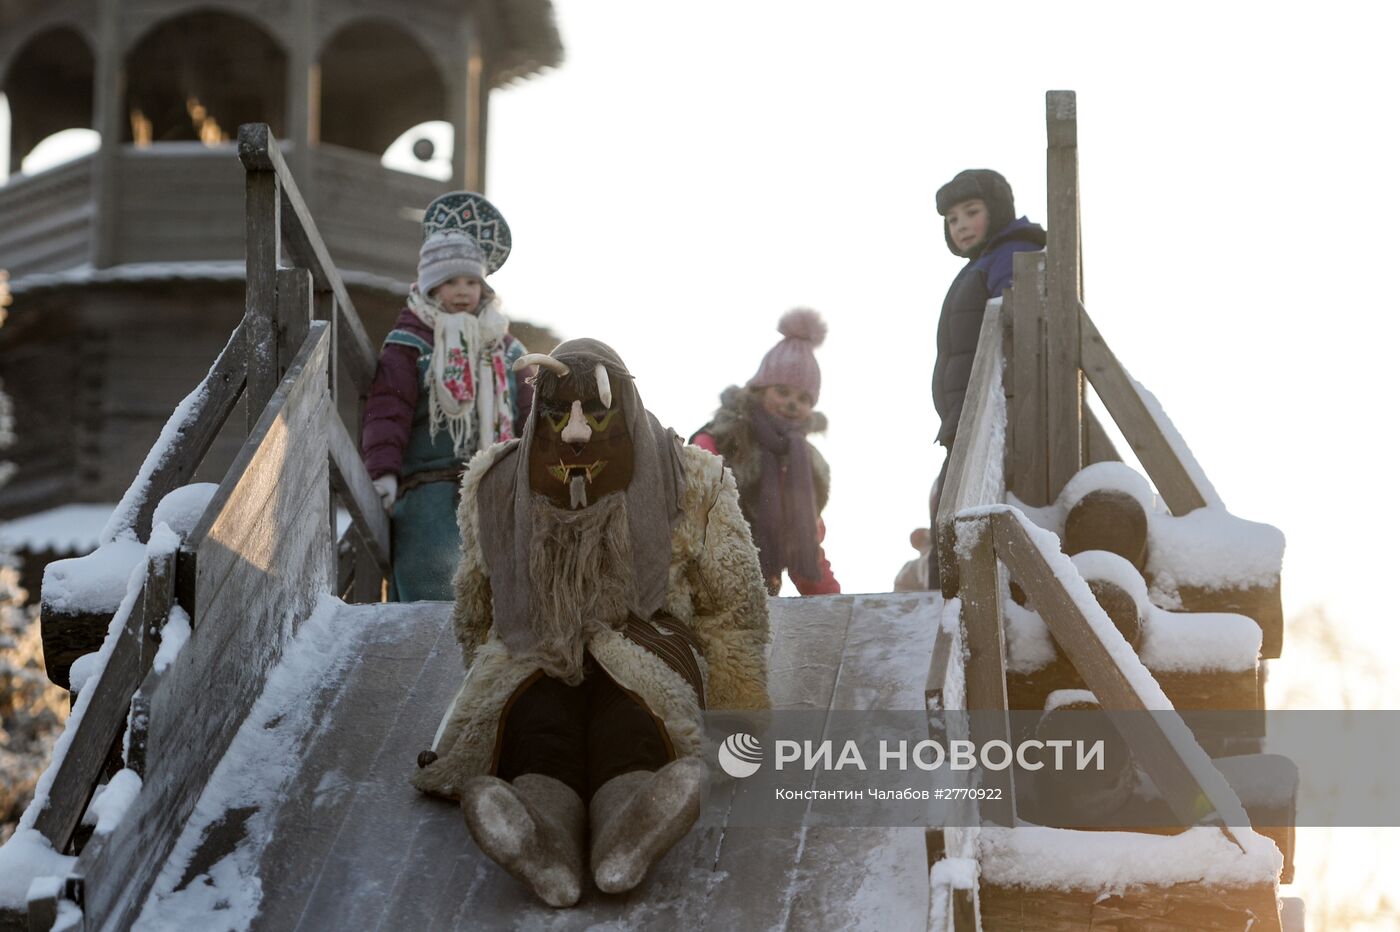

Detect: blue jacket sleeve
984,241,1044,298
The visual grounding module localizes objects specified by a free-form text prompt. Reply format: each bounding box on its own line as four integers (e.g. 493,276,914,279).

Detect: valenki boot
461,773,586,907
588,757,709,893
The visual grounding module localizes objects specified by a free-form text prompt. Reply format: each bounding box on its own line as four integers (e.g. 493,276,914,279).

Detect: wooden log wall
0,157,93,275
311,143,446,280
114,147,245,265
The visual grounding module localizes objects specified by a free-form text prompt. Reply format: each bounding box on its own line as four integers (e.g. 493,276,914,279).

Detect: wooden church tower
0,0,561,556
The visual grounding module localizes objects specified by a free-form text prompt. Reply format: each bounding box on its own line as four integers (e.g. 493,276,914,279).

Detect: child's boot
461,773,586,907
588,757,709,893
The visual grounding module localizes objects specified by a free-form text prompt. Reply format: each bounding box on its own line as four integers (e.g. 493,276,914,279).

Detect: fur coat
412,443,771,800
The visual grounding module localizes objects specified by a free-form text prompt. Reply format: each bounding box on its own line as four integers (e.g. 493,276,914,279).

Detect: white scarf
407,286,515,456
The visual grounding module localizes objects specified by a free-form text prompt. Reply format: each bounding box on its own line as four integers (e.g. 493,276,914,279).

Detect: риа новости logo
718,733,763,778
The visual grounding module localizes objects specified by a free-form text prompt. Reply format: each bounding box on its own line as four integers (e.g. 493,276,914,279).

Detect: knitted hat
747,309,828,403
417,230,487,295
936,169,1015,259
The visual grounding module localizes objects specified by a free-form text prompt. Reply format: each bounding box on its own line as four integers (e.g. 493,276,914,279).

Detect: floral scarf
407,285,515,456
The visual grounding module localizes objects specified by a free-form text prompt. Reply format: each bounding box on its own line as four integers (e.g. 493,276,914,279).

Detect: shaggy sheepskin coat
412,442,771,800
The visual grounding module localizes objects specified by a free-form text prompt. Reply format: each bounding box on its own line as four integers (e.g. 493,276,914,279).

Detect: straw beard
524,490,637,684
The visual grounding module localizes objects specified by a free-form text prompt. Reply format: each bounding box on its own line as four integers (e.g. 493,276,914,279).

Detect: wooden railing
925,91,1282,932
936,91,1218,597
24,124,393,927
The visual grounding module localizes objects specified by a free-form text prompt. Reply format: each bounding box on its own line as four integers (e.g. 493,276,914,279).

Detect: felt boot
588,757,709,894
461,773,586,908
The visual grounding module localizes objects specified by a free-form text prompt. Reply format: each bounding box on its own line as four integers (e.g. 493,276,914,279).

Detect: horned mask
477,339,687,656
515,352,633,509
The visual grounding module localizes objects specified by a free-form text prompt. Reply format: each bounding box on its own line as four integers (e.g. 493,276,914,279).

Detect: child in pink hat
691,309,840,596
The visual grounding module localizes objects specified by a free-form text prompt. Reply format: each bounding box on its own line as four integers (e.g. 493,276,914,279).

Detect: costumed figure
360,192,532,600
691,309,840,596
412,339,770,907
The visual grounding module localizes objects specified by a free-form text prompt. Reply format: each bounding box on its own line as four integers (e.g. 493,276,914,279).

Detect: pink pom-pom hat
747,308,828,402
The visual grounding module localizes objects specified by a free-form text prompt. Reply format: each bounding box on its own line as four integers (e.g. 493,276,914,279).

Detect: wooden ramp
135,593,940,930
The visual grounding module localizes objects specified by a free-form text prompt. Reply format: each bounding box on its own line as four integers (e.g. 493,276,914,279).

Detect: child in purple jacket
361,192,531,601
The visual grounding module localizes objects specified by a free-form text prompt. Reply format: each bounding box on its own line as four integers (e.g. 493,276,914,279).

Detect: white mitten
373,475,399,510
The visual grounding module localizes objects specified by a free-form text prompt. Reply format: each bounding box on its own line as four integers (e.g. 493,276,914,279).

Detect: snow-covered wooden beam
986,507,1251,835
936,301,1006,598
1078,304,1213,515
952,514,1015,826
1045,90,1084,497
237,122,376,395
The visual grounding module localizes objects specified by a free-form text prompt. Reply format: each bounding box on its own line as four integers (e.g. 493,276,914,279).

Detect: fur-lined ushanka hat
936,169,1015,259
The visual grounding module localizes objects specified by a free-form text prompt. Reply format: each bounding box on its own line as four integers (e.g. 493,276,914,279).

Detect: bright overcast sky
1,2,1393,630
482,1,1400,632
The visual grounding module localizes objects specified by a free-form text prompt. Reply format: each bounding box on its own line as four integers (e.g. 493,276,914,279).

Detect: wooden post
243,127,281,429
1079,306,1210,514
283,0,316,205
89,0,125,269
448,17,480,190
952,889,977,931
276,268,314,380
351,530,385,604
1044,90,1083,497
1008,250,1049,506
953,514,1016,825
129,548,175,779
472,34,490,191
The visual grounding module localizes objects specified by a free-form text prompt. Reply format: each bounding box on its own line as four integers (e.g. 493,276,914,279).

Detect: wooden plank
82,481,329,929
38,608,111,691
200,604,455,932
79,376,332,930
784,594,937,932
1008,250,1049,506
128,320,249,541
700,595,857,932
981,881,1281,931
1008,660,1261,720
244,167,281,430
952,888,977,930
188,323,328,558
1082,405,1123,465
1044,90,1083,497
935,302,1006,597
1079,306,1210,515
1177,582,1283,660
350,536,384,604
951,516,1015,825
31,581,146,850
989,509,1251,834
924,619,953,710
326,412,390,575
127,549,176,780
237,124,376,394
276,267,313,381
22,877,60,932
